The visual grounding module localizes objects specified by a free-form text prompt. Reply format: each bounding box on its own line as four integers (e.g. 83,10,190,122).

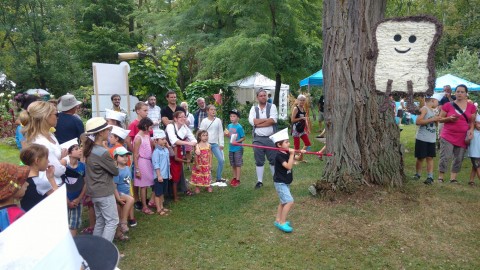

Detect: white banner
278,88,289,120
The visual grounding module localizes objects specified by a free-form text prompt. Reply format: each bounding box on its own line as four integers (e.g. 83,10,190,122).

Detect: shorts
154,178,169,196
471,158,480,169
274,182,294,204
229,149,244,167
414,139,436,159
68,204,82,230
318,111,324,122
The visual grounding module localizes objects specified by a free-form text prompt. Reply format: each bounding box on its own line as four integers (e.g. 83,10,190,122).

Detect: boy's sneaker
412,174,421,180
276,222,293,233
134,201,143,211
231,179,240,187
128,219,137,227
424,177,434,185
255,182,263,189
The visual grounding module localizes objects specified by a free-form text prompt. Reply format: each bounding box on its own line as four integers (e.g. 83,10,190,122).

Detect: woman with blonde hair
291,94,311,162
22,101,66,188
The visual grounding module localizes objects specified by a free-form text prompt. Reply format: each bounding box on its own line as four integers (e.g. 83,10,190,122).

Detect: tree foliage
438,47,480,84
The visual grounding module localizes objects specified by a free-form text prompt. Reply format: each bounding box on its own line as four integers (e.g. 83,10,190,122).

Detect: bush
184,80,238,125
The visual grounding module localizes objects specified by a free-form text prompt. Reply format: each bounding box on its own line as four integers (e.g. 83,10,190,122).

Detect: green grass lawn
1,124,480,269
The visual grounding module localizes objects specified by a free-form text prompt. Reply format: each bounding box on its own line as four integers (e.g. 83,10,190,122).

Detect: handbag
451,102,471,145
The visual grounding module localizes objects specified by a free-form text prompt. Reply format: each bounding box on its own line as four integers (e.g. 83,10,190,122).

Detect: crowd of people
1,87,309,244
3,83,478,247
409,84,480,186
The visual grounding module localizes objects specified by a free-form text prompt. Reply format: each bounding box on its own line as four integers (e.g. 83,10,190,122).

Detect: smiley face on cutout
373,17,442,95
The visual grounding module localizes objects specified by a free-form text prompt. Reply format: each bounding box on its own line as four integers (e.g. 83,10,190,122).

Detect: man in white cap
55,93,84,144
248,88,278,189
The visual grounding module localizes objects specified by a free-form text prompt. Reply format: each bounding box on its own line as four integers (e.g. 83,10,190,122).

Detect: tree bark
321,0,405,192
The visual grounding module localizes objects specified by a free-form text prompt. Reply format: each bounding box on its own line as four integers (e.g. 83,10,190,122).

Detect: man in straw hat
55,93,84,144
0,163,30,232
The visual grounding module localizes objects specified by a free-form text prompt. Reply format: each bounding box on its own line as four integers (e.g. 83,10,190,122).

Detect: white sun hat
60,138,79,151
85,117,112,134
57,93,82,112
269,128,289,144
152,129,166,139
105,109,126,122
430,93,445,101
110,126,130,140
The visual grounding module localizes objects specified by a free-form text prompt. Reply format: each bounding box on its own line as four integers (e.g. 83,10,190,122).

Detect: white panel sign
92,62,129,95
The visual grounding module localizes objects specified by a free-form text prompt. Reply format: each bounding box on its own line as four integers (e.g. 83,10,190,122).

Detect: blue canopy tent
434,74,480,91
300,69,323,87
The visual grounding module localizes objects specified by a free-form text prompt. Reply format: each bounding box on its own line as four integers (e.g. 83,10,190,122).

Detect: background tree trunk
321,0,405,192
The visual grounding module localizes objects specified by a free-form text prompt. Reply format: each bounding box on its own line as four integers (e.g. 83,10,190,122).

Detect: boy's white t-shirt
468,129,480,158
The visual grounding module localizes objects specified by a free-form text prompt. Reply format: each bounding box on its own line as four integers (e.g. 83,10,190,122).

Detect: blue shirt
152,146,170,179
54,113,85,145
65,162,85,201
15,125,24,149
113,167,132,195
227,123,245,153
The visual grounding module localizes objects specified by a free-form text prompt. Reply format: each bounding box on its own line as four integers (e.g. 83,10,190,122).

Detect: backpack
253,103,278,136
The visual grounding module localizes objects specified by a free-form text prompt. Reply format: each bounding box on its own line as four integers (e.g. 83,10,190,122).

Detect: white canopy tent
229,72,289,104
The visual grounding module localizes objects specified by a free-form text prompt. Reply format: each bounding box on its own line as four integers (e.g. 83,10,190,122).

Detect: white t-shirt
469,129,480,158
33,134,66,186
199,117,224,147
248,104,278,136
165,123,196,146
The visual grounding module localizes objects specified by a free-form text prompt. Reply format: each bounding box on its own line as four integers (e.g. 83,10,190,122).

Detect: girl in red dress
191,130,213,193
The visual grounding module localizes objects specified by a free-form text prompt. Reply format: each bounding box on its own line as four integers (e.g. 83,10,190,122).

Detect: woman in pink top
438,85,476,183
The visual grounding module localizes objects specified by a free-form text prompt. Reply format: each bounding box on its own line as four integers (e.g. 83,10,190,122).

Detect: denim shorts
274,182,294,204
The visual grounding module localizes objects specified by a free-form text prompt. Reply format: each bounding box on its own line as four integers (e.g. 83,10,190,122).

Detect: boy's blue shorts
274,182,294,204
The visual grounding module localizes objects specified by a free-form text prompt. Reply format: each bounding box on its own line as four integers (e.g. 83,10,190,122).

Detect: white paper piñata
371,16,442,112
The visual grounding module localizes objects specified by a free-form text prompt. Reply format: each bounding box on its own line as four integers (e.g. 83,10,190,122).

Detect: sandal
119,222,129,233
207,187,213,193
185,190,194,196
114,233,129,242
468,181,476,186
437,178,444,183
148,201,156,208
157,209,169,216
142,207,154,215
162,208,171,212
450,179,458,184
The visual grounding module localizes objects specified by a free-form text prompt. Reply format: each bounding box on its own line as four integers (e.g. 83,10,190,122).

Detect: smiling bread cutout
371,16,442,113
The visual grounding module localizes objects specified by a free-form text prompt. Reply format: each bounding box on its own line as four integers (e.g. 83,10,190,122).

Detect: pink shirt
440,102,476,148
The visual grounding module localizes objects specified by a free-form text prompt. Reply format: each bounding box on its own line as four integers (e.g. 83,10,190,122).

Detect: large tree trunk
321,0,405,192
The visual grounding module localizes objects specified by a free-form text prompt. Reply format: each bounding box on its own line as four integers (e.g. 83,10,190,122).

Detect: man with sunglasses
55,93,84,144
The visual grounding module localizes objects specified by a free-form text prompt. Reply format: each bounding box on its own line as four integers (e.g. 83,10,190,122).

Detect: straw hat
0,163,30,200
269,128,289,144
105,109,126,122
85,117,112,134
57,94,82,112
110,126,130,140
